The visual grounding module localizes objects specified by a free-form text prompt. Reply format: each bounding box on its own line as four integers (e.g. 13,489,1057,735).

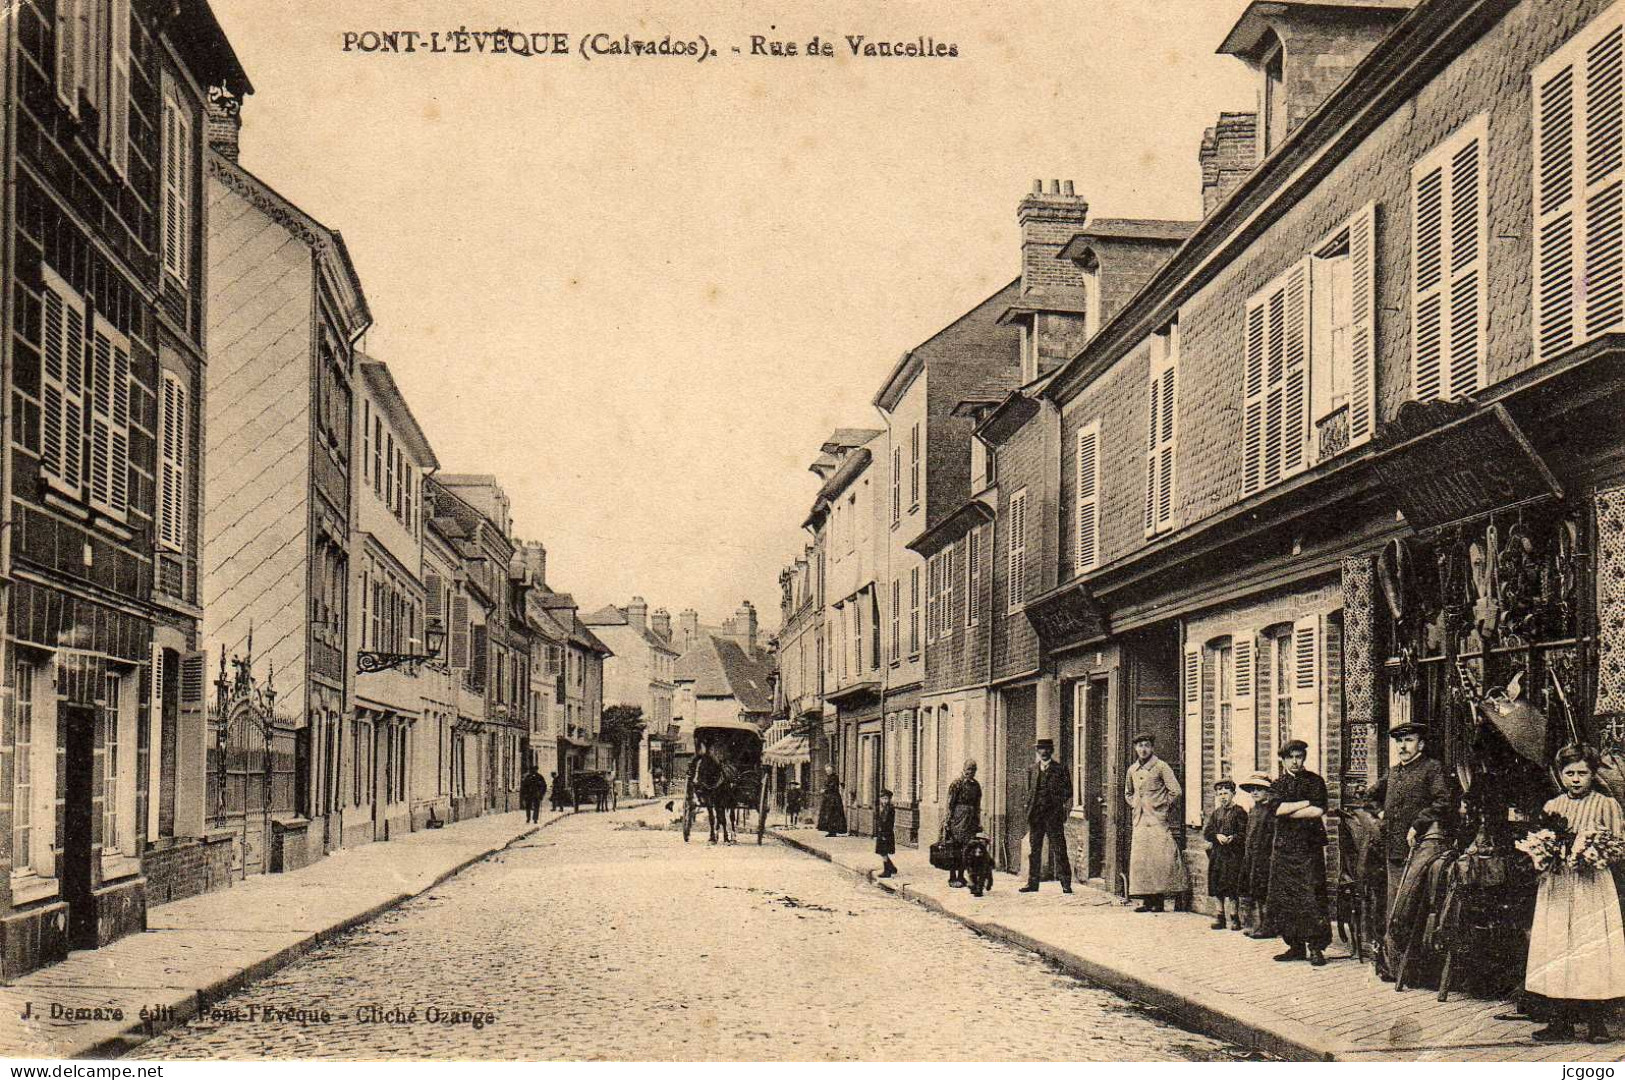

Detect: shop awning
764,734,811,766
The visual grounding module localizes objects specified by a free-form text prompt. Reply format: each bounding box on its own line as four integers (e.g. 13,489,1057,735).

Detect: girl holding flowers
1523,744,1625,1043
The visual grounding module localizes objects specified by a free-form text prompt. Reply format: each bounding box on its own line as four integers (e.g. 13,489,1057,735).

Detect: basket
929,841,962,871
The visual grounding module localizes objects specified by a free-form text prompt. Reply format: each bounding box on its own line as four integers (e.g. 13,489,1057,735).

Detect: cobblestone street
130,807,1245,1060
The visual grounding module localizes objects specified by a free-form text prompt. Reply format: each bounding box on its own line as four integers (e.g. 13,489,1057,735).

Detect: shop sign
1373,404,1560,532
1025,583,1108,649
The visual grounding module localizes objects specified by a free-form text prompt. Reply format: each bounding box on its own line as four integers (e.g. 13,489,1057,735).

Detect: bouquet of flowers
1570,829,1625,873
1514,812,1577,874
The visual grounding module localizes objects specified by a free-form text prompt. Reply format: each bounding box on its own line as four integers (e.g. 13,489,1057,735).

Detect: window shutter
1144,368,1159,532
1291,615,1321,767
1536,14,1625,361
110,339,130,517
147,644,164,839
1182,644,1202,826
1242,297,1266,495
966,526,981,627
159,373,184,548
1145,343,1177,535
1347,204,1378,446
910,424,920,506
892,447,901,523
163,95,182,279
1232,632,1256,781
425,572,444,626
90,329,112,508
472,624,488,689
451,595,470,668
891,577,901,660
1412,117,1487,402
943,542,956,639
108,0,130,176
925,555,937,644
1008,490,1027,610
55,0,79,113
1159,362,1176,530
42,283,69,482
909,567,919,654
1075,421,1101,573
1281,261,1311,477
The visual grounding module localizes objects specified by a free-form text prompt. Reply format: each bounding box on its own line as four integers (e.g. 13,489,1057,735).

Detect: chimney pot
1064,180,1075,196
1032,179,1043,194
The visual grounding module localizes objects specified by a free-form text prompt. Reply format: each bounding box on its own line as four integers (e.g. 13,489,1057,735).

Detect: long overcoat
1125,755,1187,895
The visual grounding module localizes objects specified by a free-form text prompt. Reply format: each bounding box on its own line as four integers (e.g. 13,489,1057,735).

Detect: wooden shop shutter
1075,421,1101,573
1412,116,1487,402
1346,204,1378,447
1182,643,1202,826
1291,615,1322,767
1534,9,1625,362
1242,261,1310,495
1232,631,1257,781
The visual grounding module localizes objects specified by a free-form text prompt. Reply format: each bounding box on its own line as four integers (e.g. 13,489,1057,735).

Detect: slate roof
674,635,775,713
581,604,679,654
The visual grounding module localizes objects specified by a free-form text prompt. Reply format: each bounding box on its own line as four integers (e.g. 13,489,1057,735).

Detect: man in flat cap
1266,739,1331,965
1125,733,1186,912
1367,722,1455,981
1020,738,1073,893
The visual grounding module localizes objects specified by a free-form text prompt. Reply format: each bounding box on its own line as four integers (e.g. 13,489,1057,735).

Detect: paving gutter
77,807,651,1060
770,829,1335,1062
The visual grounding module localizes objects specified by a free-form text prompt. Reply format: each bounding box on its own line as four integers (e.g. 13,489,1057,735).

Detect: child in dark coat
1204,778,1249,931
876,789,898,878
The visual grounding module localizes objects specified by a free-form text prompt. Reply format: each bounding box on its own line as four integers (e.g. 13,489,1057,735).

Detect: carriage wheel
682,788,695,843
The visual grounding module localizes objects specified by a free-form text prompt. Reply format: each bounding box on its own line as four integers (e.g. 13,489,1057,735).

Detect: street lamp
357,619,448,674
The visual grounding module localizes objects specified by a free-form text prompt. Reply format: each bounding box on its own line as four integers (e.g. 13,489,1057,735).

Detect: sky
209,0,1257,633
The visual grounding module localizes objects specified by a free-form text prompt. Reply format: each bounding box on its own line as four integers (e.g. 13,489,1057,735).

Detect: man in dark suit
1020,738,1074,893
1367,722,1455,980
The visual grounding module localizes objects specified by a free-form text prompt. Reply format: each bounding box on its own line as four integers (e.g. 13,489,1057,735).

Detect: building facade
1,0,247,976
583,597,676,795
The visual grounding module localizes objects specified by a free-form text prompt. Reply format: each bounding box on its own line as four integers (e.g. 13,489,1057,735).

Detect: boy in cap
1239,770,1277,937
1203,778,1248,930
875,788,898,878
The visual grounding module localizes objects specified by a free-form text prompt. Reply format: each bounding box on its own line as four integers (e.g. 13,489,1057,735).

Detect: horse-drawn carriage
681,719,770,845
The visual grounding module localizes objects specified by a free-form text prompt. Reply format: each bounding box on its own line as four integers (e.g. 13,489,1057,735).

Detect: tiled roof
582,604,627,625
1073,217,1200,242
675,635,774,713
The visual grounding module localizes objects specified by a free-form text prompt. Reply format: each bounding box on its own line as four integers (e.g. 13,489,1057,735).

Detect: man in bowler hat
1367,722,1454,980
1020,738,1074,893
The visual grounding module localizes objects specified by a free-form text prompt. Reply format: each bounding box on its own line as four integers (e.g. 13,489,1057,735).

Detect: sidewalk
771,826,1625,1062
0,809,570,1060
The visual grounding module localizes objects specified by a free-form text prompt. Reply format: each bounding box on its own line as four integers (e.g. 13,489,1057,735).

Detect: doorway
62,704,97,949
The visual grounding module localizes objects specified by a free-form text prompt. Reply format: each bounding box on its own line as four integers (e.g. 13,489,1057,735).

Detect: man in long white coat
1125,733,1186,912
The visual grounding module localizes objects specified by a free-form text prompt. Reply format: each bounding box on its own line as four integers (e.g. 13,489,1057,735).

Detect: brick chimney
206,89,243,162
1199,112,1259,216
1018,179,1089,300
726,601,758,653
678,609,699,652
651,608,672,642
626,596,648,632
520,541,547,589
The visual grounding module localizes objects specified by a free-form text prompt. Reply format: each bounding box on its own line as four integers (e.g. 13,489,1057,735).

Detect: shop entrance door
62,704,97,949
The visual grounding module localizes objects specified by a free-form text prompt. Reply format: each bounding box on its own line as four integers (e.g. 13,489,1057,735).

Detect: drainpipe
872,401,897,812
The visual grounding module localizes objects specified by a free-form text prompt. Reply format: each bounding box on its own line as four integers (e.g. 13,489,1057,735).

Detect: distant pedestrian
1265,739,1332,967
1203,778,1247,931
1020,739,1073,894
549,772,567,812
817,764,847,836
876,790,898,878
942,760,982,888
520,767,546,823
1124,733,1185,912
785,781,805,826
1239,771,1277,938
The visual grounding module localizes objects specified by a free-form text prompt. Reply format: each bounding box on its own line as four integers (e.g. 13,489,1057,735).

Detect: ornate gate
206,640,296,877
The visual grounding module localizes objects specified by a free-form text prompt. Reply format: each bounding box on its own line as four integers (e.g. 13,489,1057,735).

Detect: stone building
583,597,677,795
1,0,247,976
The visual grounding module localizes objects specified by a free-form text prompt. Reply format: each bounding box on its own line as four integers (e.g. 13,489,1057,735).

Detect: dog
963,834,994,897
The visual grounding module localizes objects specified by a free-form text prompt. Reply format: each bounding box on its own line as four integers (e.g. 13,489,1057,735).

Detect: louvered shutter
1157,362,1176,529
147,644,164,839
925,555,937,643
1145,339,1178,534
1291,615,1321,768
159,372,185,549
1242,298,1267,494
966,527,981,626
1281,262,1311,477
55,0,78,112
1007,490,1027,610
108,0,130,177
891,578,901,659
41,281,70,483
1412,117,1487,401
909,567,919,654
472,623,488,689
163,95,181,278
1075,421,1100,573
1182,644,1202,826
1232,632,1256,781
110,338,130,517
1347,204,1378,446
1144,368,1159,533
451,594,470,668
943,541,956,639
425,572,443,627
1535,12,1625,361
90,329,112,508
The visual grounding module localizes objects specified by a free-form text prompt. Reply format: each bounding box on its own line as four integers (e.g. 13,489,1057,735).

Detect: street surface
131,805,1246,1060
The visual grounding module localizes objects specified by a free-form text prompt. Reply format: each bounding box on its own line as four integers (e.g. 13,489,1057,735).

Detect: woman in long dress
943,761,982,888
816,764,847,836
1525,744,1625,1044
